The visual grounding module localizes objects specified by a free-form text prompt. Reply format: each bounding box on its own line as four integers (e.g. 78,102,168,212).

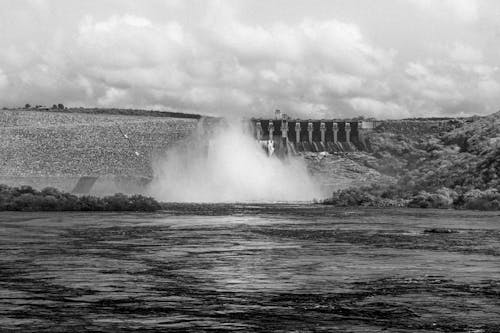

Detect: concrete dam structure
250,116,373,154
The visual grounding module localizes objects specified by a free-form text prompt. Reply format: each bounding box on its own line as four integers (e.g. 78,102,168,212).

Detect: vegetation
324,184,499,210
0,185,162,212
325,111,500,210
12,105,202,119
60,107,202,119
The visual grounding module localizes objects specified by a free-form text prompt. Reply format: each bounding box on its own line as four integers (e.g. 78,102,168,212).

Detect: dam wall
250,118,375,153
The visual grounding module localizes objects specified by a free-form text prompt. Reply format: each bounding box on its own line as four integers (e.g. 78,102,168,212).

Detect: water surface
1,205,499,332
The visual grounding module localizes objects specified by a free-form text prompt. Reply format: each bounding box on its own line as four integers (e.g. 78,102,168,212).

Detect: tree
52,104,58,109
58,103,64,110
25,104,31,109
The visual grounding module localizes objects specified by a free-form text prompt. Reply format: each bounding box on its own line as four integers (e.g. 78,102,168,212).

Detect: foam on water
148,119,322,202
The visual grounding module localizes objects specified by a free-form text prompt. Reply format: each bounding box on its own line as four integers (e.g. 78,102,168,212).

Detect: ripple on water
0,206,499,332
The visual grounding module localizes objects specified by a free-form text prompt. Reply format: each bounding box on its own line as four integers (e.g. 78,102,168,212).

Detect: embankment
0,109,198,194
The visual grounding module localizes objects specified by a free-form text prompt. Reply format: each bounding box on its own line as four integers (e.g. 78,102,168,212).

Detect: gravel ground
0,110,197,178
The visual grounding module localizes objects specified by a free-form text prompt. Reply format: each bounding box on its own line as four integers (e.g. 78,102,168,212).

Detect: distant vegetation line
4,106,203,120
65,107,202,119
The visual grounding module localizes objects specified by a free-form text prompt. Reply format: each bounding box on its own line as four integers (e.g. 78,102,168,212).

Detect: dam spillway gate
250,118,371,155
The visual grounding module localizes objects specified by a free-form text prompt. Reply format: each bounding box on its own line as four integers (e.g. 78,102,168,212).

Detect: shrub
129,194,162,211
103,193,130,211
41,187,62,197
461,189,500,210
0,184,162,212
408,189,455,209
39,195,59,211
324,185,398,207
78,195,105,211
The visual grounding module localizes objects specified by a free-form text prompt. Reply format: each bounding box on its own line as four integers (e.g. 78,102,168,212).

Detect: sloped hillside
403,111,500,192
325,112,500,210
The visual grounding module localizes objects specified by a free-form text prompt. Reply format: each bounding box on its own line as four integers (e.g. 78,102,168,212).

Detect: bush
324,183,500,211
103,193,130,211
0,184,162,212
461,189,500,210
408,188,455,209
78,195,105,211
323,185,405,207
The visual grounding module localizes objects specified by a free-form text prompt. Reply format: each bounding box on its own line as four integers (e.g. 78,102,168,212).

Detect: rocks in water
423,228,458,234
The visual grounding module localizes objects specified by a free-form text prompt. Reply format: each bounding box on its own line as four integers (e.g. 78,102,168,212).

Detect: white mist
148,119,322,202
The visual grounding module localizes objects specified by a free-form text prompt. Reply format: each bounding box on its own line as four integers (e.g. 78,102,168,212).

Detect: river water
1,205,499,332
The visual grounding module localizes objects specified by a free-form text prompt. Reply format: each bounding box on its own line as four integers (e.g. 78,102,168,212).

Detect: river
1,205,499,332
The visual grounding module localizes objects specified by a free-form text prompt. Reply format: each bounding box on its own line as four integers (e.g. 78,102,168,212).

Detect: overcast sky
1,0,500,118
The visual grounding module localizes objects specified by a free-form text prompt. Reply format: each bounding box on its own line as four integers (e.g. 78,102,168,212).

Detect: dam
250,112,375,154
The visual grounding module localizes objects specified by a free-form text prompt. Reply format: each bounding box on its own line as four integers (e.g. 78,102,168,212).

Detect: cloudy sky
1,0,500,118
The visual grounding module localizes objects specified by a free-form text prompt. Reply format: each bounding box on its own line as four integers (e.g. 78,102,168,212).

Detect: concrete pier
308,122,313,144
320,122,326,144
345,123,351,144
295,122,300,144
281,119,288,140
332,122,338,143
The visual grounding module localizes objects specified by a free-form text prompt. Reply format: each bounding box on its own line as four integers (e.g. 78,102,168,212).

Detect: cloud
407,0,479,23
477,79,500,98
449,43,483,63
0,0,498,118
347,97,409,119
402,59,500,115
77,15,188,69
63,8,395,117
0,71,8,92
405,62,462,102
